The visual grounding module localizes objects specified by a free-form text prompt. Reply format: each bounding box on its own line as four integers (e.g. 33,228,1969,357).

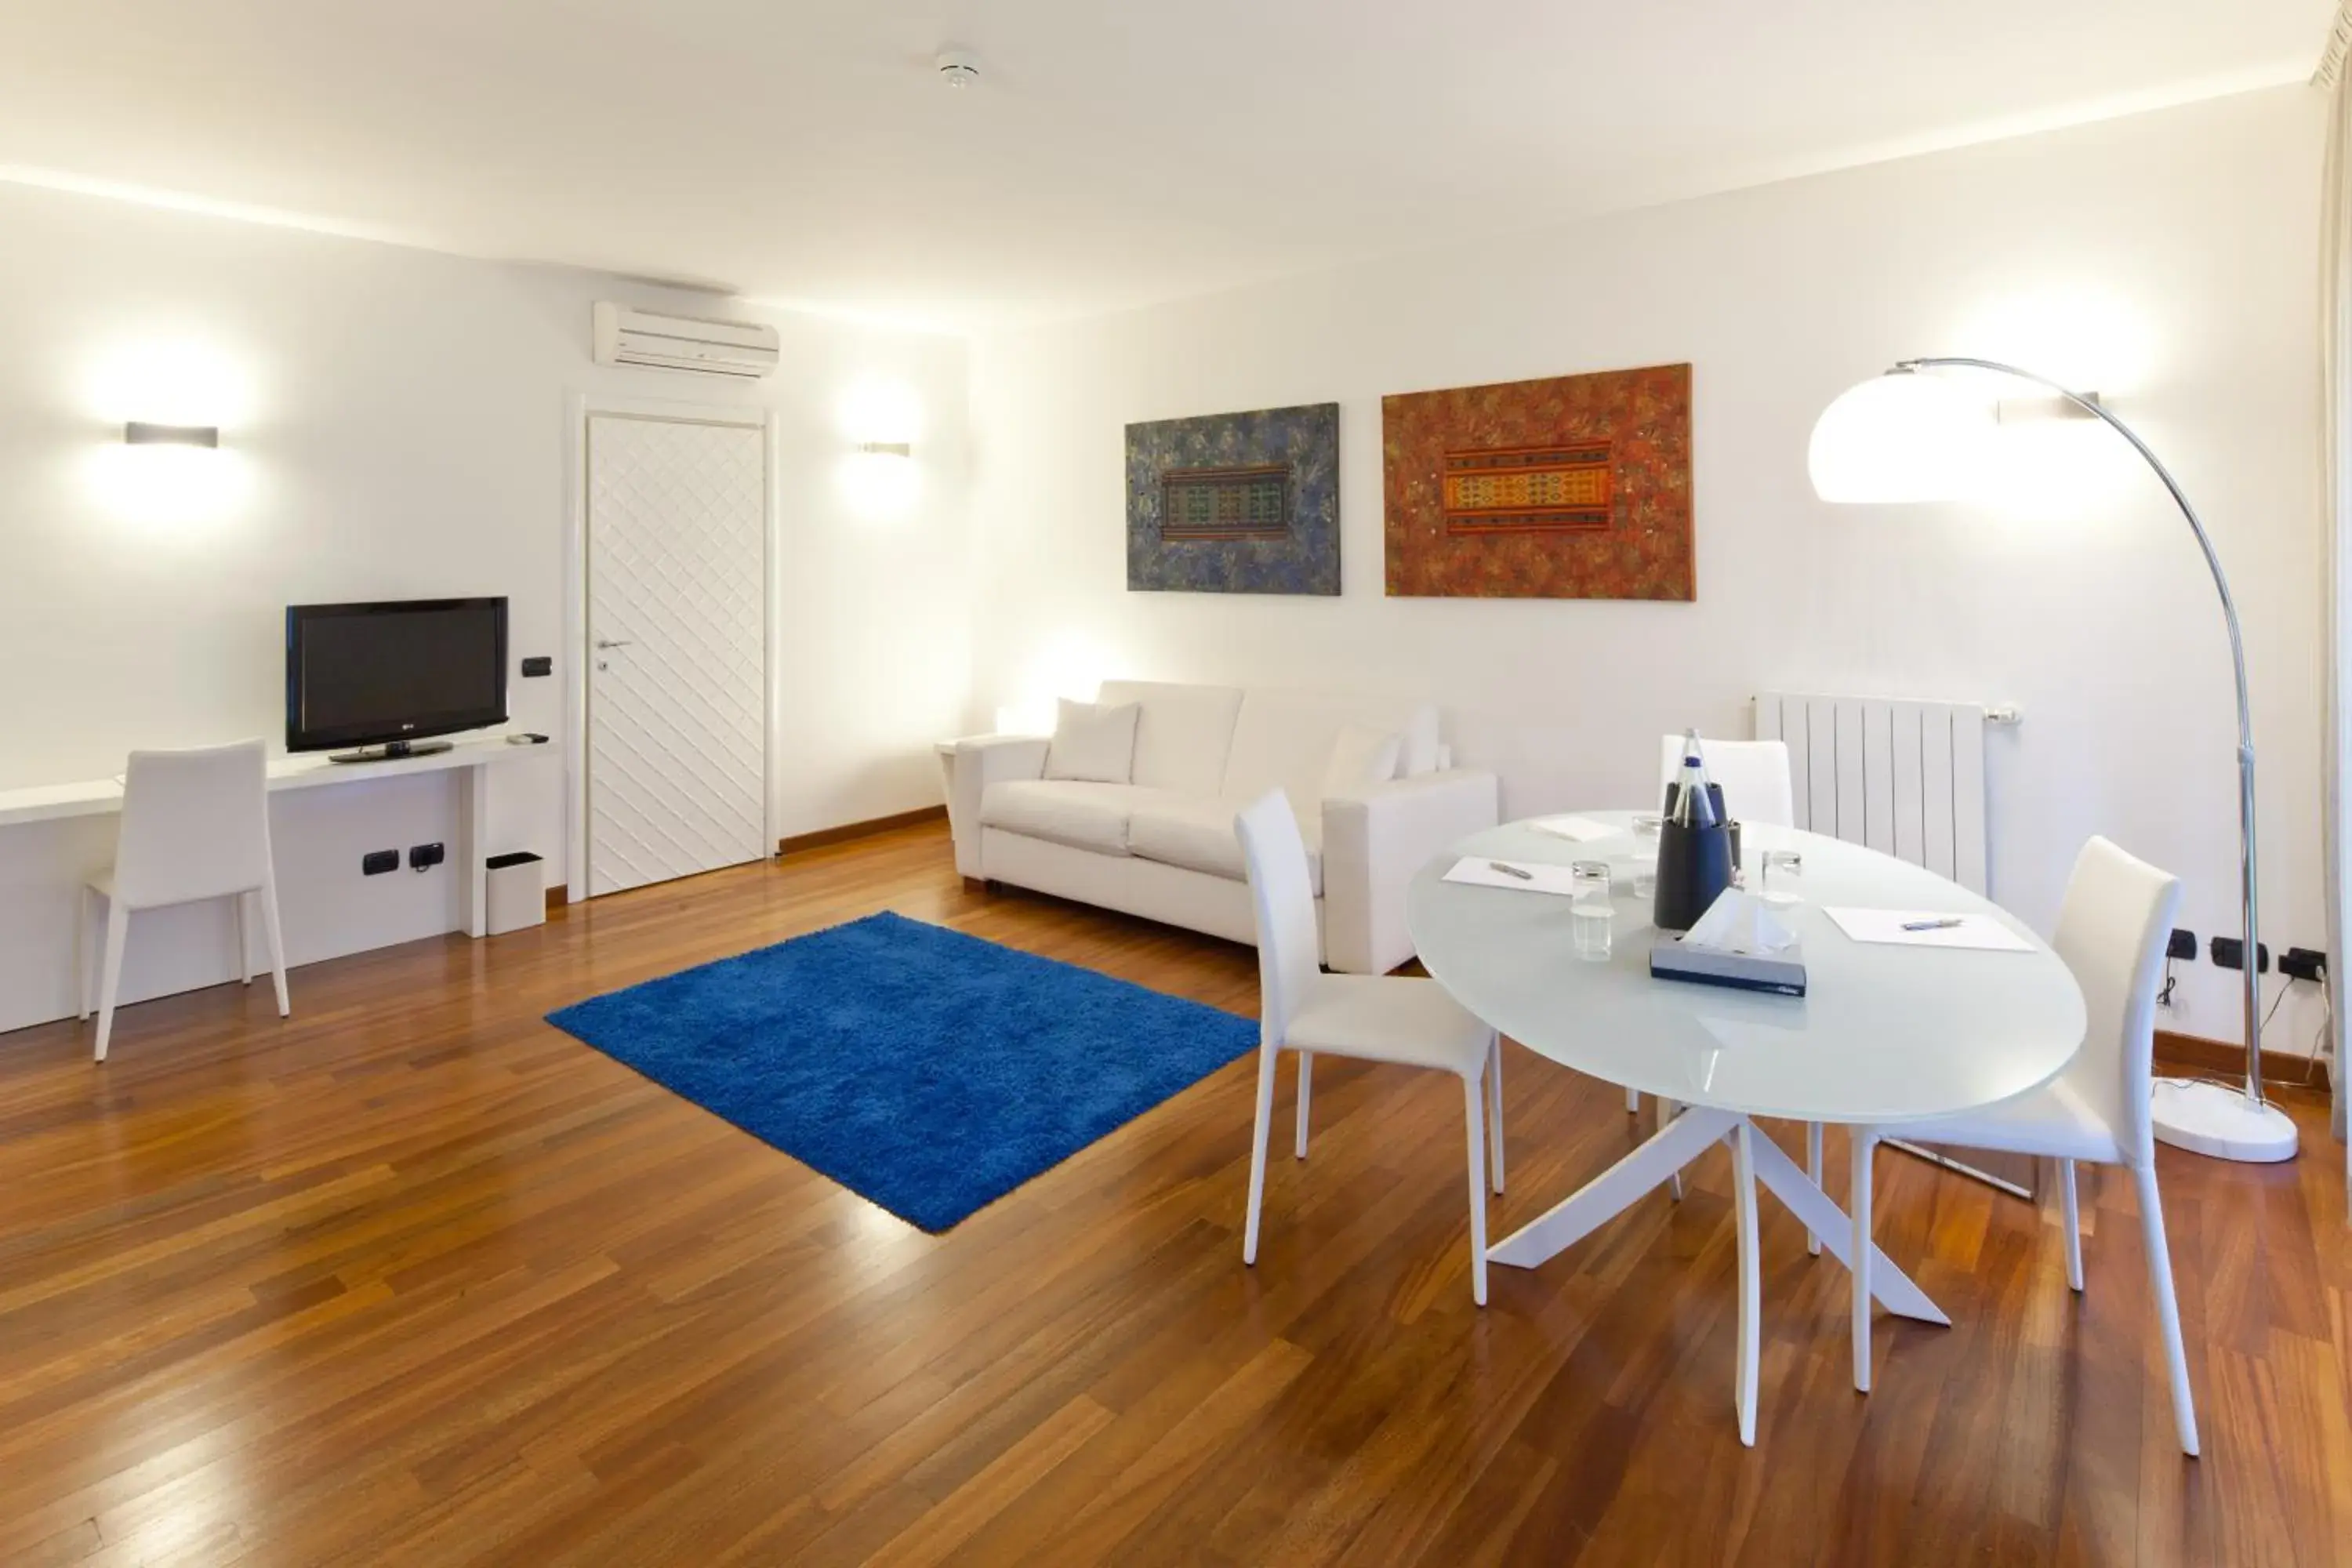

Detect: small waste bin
485,851,546,935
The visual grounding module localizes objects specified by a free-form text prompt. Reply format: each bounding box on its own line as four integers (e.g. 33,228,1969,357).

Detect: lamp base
2149,1077,2299,1163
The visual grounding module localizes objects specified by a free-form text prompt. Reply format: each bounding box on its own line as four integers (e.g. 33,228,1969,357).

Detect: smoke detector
935,47,981,86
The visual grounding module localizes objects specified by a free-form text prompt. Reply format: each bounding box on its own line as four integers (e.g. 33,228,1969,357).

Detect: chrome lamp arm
1893,357,2267,1106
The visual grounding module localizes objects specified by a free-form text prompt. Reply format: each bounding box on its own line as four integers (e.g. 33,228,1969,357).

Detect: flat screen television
286,597,509,760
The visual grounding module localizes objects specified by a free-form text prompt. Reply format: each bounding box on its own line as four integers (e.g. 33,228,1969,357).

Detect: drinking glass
1759,849,1805,906
1570,898,1613,960
1570,859,1611,899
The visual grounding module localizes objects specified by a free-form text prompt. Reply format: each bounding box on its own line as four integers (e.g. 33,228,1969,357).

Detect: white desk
1407,812,2085,1444
0,735,553,939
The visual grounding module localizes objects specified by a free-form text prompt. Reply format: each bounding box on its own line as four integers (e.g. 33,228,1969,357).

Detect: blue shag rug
546,911,1258,1232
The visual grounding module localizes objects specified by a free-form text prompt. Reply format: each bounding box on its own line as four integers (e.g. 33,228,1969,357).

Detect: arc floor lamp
1809,357,2298,1164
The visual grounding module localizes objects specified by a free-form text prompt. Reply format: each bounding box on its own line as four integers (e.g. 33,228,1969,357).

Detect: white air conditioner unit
592,302,779,378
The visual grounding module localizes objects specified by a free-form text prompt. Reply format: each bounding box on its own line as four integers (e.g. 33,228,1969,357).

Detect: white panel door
586,412,768,897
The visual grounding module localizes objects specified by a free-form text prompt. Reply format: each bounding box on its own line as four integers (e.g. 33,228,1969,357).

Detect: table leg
1805,1121,1824,1257
1746,1127,1947,1326
1487,1105,1737,1269
1730,1120,1760,1446
1489,1106,1945,1449
1661,1097,1685,1202
458,761,488,939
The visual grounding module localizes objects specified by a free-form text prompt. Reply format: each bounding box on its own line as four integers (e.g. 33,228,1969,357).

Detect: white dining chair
1846,836,2198,1455
81,739,289,1062
1234,789,1504,1305
1654,735,1796,830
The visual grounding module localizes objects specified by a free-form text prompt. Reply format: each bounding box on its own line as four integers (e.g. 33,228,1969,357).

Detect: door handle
595,637,633,649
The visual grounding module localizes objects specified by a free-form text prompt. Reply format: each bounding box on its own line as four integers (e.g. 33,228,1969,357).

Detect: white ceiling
0,2,2332,331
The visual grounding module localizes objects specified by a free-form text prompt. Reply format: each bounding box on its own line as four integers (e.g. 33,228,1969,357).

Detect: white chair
1847,836,2198,1455
81,740,289,1062
1234,789,1504,1305
1653,735,1796,829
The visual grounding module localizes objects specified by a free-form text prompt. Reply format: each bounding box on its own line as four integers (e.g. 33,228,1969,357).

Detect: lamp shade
1807,371,1994,503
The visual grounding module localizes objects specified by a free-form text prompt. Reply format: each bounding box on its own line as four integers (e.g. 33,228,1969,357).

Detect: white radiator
1752,692,1993,895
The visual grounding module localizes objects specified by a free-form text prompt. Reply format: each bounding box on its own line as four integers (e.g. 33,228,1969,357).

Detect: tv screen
286,597,509,753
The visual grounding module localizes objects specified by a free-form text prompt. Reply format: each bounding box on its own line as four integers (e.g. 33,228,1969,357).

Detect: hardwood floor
0,821,2344,1566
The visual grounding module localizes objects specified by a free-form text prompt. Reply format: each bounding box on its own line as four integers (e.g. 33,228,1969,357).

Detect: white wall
968,85,2329,1051
0,180,971,1033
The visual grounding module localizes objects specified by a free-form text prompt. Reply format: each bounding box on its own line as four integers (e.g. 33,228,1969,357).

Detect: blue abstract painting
1126,402,1341,594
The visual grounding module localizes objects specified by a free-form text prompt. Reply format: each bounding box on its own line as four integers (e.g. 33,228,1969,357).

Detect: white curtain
2323,24,2352,1152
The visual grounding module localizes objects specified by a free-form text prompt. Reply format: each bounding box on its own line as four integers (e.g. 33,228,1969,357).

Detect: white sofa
945,681,1500,975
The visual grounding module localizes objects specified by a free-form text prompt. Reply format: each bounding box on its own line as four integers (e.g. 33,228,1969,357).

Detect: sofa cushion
1220,688,1439,813
1128,794,1322,895
1095,681,1243,797
1322,724,1404,800
979,780,1148,856
1042,699,1138,783
1399,708,1442,777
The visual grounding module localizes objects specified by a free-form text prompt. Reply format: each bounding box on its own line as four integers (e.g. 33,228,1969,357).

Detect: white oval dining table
1407,813,2087,1445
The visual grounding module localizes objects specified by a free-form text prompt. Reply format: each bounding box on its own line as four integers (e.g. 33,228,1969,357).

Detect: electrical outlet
2166,928,2195,961
2281,946,2328,984
408,842,446,872
362,849,398,877
2209,935,2270,974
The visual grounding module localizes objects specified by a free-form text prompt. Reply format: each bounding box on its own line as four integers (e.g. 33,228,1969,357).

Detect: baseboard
2154,1028,2332,1093
779,805,947,856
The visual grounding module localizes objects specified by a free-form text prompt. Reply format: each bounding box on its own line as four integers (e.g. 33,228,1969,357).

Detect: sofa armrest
946,735,1051,878
1320,769,1501,975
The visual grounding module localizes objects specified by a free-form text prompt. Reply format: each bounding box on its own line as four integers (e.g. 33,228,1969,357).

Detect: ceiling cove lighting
1809,357,2295,1166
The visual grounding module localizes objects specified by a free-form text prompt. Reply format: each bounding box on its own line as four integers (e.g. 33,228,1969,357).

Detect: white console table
0,735,551,940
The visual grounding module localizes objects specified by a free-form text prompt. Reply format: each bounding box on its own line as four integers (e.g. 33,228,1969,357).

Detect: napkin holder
1649,888,1807,997
1650,935,1807,997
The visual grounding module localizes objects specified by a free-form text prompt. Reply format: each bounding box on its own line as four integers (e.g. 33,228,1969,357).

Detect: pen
1487,861,1534,880
1902,916,1963,931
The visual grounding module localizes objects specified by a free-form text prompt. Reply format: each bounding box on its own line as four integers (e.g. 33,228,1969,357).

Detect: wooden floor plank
0,822,2342,1565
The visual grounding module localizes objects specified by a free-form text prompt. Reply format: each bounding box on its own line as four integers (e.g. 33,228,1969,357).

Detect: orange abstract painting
1384,363,1693,599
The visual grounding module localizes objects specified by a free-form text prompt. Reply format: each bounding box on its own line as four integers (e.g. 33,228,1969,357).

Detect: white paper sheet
1442,857,1587,897
1824,907,2034,953
1524,815,1619,844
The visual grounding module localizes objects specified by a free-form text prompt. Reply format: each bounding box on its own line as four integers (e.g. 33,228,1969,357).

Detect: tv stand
328,739,455,764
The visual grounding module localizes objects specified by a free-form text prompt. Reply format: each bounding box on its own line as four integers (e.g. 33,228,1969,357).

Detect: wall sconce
87,417,245,528
80,339,253,527
1988,388,2132,524
842,439,920,517
1995,391,2102,424
125,422,221,447
837,376,923,517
